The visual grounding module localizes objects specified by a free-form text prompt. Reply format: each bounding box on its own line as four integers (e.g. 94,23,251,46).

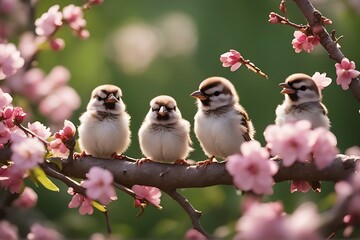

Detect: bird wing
235,106,253,142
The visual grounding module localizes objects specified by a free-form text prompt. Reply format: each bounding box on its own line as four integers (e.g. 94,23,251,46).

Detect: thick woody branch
56,154,359,188
293,0,360,102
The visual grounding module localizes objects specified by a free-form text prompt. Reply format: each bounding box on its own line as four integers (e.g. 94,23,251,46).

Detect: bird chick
275,73,331,192
191,76,255,163
138,95,192,164
78,84,131,158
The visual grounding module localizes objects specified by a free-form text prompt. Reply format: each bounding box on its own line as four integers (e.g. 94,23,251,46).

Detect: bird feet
111,153,127,160
196,156,218,167
73,151,90,160
174,159,190,165
136,158,153,165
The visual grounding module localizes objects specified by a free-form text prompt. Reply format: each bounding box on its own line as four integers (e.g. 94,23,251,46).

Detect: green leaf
31,167,60,192
91,201,107,213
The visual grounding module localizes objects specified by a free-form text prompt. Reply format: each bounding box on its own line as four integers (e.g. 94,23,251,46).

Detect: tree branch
293,0,360,102
164,189,210,238
55,154,359,189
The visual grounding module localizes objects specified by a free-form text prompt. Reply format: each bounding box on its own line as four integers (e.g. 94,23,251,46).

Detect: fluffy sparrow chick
78,84,131,158
191,76,255,162
275,73,330,192
276,73,330,129
138,95,192,164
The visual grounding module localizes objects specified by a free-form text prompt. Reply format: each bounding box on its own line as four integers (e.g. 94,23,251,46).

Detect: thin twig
164,189,211,238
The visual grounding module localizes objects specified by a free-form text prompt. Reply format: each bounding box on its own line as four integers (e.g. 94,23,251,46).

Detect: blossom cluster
226,140,278,195
264,120,339,170
68,167,117,215
235,200,321,239
0,90,77,193
335,163,360,236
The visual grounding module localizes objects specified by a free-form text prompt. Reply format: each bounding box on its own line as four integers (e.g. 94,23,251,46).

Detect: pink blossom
291,180,311,193
18,32,40,62
291,30,320,53
132,185,162,208
12,107,26,125
311,72,332,90
0,0,15,13
1,106,26,128
345,146,360,156
0,165,25,193
264,120,314,166
268,12,280,24
235,201,290,240
49,138,69,157
82,167,117,205
335,58,360,90
35,5,63,36
311,128,338,170
6,68,45,102
226,140,277,195
50,38,65,51
27,223,63,240
39,86,81,123
63,4,86,31
36,66,70,98
28,121,52,140
287,202,321,240
13,186,38,209
184,228,207,240
68,188,94,215
0,123,11,145
0,87,12,107
220,49,242,72
0,220,18,240
0,43,24,79
55,119,76,141
11,137,46,171
78,29,90,40
89,0,104,5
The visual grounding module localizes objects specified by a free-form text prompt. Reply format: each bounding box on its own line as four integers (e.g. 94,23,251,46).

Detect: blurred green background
15,0,360,238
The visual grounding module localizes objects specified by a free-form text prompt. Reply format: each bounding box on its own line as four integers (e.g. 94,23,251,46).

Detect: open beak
279,82,296,94
158,106,168,116
105,94,119,103
190,90,208,100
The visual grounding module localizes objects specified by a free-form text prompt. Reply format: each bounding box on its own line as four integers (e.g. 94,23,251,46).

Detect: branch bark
293,0,360,102
55,154,359,189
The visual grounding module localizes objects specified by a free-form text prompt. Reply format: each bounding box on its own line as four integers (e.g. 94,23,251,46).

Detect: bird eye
97,96,103,101
116,96,120,100
152,108,159,112
299,86,307,91
213,91,220,96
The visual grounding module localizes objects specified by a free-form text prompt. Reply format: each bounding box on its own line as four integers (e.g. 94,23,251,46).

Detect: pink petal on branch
0,220,19,240
11,137,46,171
312,72,332,90
0,88,12,108
13,186,38,209
132,185,162,208
311,128,339,170
27,223,63,240
226,140,277,195
335,58,360,90
63,4,86,31
28,121,52,140
220,49,242,72
0,43,24,80
83,167,117,205
35,5,63,36
264,121,314,166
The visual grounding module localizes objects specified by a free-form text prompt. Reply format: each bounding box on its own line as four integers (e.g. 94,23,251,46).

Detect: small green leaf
31,167,60,192
91,201,107,213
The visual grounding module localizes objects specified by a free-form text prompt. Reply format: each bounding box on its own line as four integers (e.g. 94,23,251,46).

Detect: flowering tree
0,0,359,239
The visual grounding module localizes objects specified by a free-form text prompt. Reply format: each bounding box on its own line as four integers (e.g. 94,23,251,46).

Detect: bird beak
105,94,119,103
158,106,167,116
279,82,296,94
190,90,207,100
